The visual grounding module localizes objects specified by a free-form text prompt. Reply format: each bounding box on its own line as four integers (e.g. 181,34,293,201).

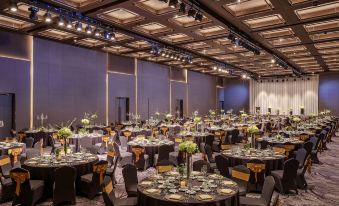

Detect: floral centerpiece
178,141,198,181
81,118,90,126
247,125,259,148
193,116,202,123
165,113,173,121
240,113,248,123
292,117,301,123
209,109,216,118
57,127,73,155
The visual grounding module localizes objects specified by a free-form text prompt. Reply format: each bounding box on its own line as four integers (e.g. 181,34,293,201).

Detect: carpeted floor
2,133,339,206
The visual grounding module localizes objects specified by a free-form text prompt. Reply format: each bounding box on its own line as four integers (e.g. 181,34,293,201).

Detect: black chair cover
53,166,76,205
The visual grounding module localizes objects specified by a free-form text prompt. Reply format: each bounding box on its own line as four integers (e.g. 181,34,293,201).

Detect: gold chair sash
103,180,113,193
93,163,108,185
232,170,250,182
246,163,266,182
102,136,110,147
10,171,30,196
175,137,183,143
305,158,312,174
123,131,132,138
157,165,173,173
132,147,144,163
299,134,309,141
0,157,11,166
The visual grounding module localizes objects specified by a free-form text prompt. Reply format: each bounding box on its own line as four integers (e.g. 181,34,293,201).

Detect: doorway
0,93,15,138
175,99,184,118
115,97,129,123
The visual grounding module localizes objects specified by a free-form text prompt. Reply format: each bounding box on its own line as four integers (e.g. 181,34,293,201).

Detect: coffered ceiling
1,0,339,78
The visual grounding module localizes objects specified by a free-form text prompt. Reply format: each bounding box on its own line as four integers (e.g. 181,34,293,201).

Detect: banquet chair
159,126,169,137
239,176,275,206
215,154,231,178
154,144,173,166
246,159,266,192
156,160,174,173
294,148,308,169
212,130,225,152
272,147,285,155
193,160,210,172
271,158,299,194
0,174,14,203
102,176,137,206
95,136,111,154
231,165,250,196
53,166,76,205
80,160,108,199
10,167,44,206
25,137,34,148
169,150,185,166
106,146,119,185
112,141,133,167
204,144,217,171
122,130,133,142
299,133,309,141
122,164,138,197
131,145,149,170
0,155,12,178
309,136,321,164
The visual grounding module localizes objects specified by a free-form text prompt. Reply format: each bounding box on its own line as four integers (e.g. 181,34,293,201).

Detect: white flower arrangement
81,118,90,125
193,110,199,117
165,113,173,120
293,117,301,123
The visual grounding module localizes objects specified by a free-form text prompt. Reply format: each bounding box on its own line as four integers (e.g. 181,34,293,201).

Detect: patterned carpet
2,133,339,206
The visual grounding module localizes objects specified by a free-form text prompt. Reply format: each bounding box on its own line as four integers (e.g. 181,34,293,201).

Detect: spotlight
57,16,65,26
9,1,18,12
28,7,39,21
271,58,276,63
179,3,186,13
187,7,196,18
242,74,247,79
44,12,52,23
94,29,100,36
75,22,82,31
169,0,178,8
161,52,166,57
213,66,217,70
85,25,92,34
66,19,72,28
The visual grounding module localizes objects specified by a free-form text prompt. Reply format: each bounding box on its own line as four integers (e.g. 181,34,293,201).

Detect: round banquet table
222,151,284,175
127,140,174,166
23,154,98,197
257,138,304,151
137,173,239,206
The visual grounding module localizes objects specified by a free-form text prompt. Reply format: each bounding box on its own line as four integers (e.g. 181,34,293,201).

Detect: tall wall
0,29,218,131
224,78,249,113
319,72,339,116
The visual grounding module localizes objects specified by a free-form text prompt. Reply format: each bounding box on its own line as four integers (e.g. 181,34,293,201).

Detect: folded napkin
141,181,152,186
167,194,182,200
223,181,234,185
198,194,213,200
145,189,159,194
220,188,233,194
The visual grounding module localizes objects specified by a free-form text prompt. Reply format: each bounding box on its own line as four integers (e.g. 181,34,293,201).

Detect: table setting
137,169,239,206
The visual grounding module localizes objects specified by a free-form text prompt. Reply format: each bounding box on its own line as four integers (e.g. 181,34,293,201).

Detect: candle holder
37,113,48,128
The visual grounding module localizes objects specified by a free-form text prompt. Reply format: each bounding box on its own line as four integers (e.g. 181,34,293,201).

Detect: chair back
8,147,23,167
261,176,276,206
295,148,307,168
231,165,250,182
157,144,173,162
310,136,320,151
92,160,108,185
205,135,214,147
303,141,313,157
215,155,230,177
10,168,31,197
204,144,214,163
102,177,115,206
246,159,266,184
193,160,210,172
156,160,173,173
53,166,76,205
25,137,34,148
272,147,285,154
131,145,146,170
0,155,12,176
122,164,138,197
122,130,132,141
159,126,169,137
282,158,299,181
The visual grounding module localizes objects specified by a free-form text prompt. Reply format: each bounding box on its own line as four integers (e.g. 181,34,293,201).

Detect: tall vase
186,153,192,181
251,134,256,148
63,136,68,155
